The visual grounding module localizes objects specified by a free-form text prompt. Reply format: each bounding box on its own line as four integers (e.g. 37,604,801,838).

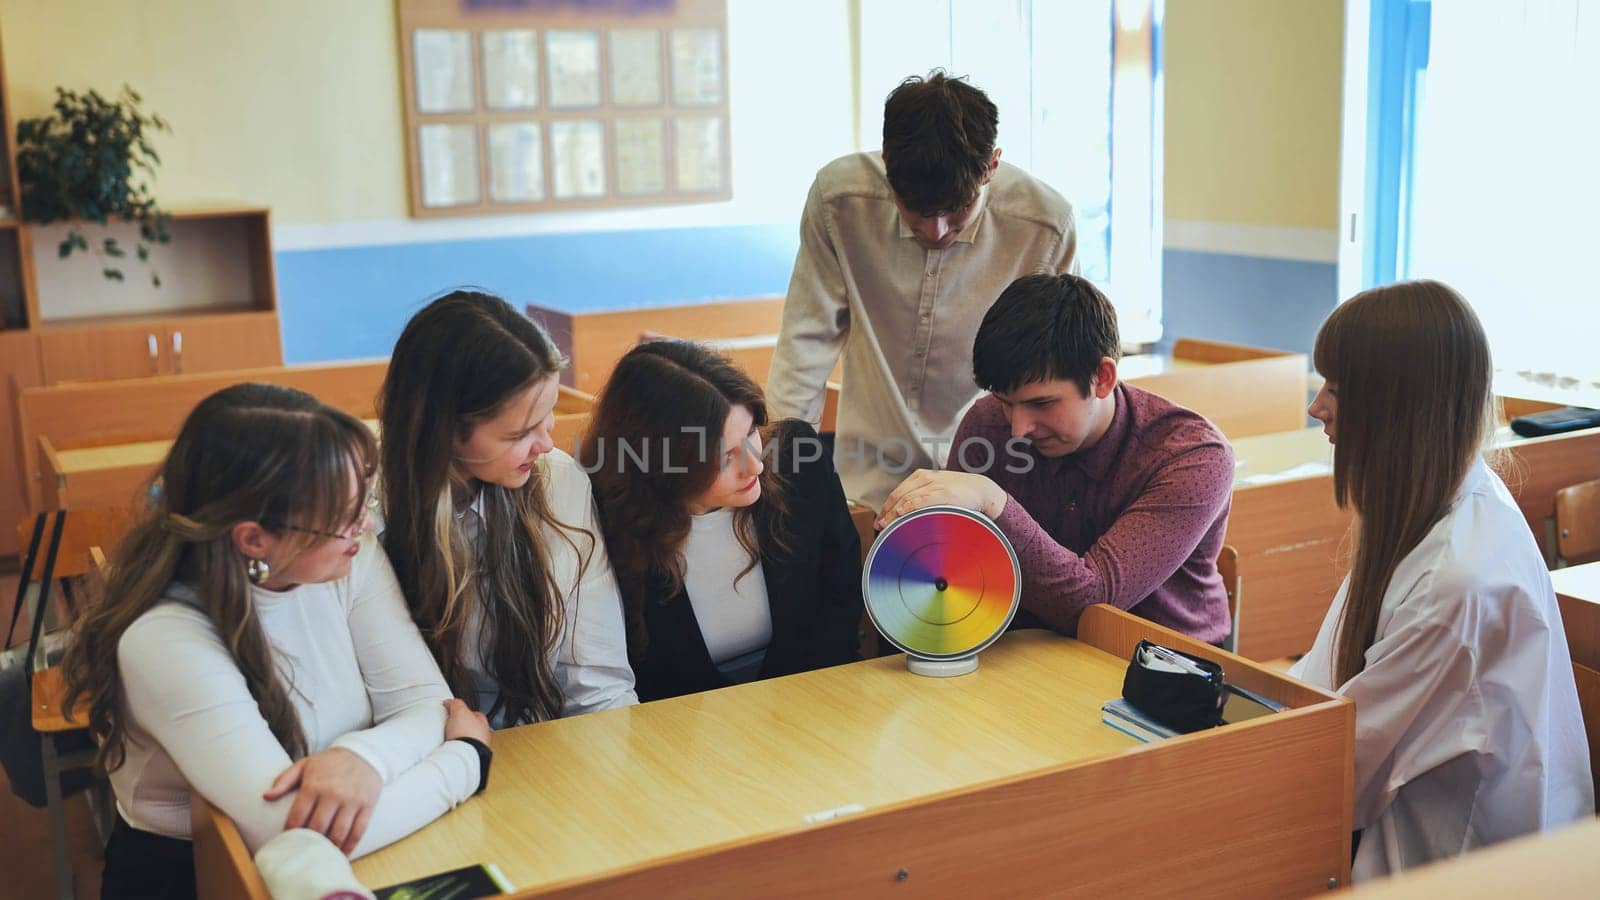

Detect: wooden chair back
1217,544,1241,654
551,412,592,457
849,503,877,563
191,794,272,900
14,507,134,581
554,384,595,414
1556,478,1600,566
849,502,881,657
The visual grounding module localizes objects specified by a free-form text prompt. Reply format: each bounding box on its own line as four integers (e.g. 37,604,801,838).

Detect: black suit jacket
633,420,864,702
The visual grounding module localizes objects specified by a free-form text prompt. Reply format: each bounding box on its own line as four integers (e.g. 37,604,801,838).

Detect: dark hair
882,70,998,216
380,289,583,726
64,383,376,772
1313,279,1497,687
579,340,796,660
972,273,1121,396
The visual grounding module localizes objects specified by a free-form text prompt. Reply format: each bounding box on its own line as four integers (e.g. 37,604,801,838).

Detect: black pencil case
1121,639,1226,734
1509,406,1600,438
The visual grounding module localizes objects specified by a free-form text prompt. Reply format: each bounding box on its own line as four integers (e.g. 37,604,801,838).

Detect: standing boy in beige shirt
766,70,1077,507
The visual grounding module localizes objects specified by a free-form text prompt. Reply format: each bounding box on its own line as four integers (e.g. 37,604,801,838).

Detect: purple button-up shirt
949,382,1234,643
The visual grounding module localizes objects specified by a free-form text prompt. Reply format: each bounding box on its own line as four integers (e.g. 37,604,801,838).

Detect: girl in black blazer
580,340,863,701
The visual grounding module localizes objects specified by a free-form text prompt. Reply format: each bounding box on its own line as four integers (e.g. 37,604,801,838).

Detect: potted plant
15,84,172,285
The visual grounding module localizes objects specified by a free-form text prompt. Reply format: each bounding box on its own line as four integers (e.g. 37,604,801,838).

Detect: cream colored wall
1164,0,1344,230
6,0,1334,234
1,0,856,232
2,0,406,225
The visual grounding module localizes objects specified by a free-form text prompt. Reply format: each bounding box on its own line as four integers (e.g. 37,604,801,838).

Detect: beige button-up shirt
766,152,1076,507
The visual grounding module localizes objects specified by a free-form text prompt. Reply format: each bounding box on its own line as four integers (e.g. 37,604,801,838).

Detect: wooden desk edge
515,611,1352,897
197,608,1355,898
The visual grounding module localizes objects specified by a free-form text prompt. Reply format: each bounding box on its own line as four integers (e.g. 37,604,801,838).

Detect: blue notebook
1100,698,1178,742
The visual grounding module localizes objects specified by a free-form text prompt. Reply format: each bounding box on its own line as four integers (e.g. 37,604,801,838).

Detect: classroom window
1359,0,1430,289
857,0,1164,345
1353,0,1600,391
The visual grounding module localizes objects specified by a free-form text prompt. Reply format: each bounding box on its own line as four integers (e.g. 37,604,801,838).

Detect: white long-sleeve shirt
112,533,479,856
683,508,773,666
766,151,1076,507
1290,459,1594,881
459,448,637,723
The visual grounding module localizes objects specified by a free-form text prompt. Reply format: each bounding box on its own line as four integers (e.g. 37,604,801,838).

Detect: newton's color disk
863,505,1020,661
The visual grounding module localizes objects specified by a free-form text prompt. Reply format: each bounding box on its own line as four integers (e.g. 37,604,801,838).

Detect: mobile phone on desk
1221,683,1284,724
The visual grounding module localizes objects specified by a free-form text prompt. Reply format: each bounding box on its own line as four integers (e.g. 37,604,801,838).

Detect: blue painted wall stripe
273,223,1334,368
1161,248,1336,356
274,223,800,363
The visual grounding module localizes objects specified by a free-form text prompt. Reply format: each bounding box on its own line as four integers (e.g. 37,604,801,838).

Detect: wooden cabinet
16,206,285,385
34,312,282,384
37,320,166,382
165,311,281,375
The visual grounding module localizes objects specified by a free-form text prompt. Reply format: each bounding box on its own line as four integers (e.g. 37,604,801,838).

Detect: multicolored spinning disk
863,505,1020,661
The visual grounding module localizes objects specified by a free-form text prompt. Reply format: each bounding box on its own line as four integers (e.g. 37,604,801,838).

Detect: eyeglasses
270,486,379,543
282,516,373,543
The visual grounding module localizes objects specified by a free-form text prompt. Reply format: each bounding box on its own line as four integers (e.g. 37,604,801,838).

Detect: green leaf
17,82,171,279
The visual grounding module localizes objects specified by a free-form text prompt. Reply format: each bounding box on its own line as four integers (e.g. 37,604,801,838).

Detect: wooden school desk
1226,426,1345,661
1553,561,1600,671
1550,560,1600,797
38,423,377,511
1341,816,1600,898
194,606,1355,898
1120,338,1307,439
532,291,1308,443
17,366,595,514
1226,425,1600,662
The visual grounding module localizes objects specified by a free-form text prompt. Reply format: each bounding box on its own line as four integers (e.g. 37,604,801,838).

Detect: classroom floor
2,569,106,900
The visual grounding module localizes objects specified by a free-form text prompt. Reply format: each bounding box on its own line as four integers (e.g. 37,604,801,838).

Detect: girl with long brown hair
63,384,490,900
580,340,862,701
1289,280,1591,880
380,291,635,727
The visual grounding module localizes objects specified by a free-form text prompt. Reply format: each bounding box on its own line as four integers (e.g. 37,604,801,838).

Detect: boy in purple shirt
877,273,1233,642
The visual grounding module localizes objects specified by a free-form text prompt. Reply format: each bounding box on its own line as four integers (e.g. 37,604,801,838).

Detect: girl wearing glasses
580,340,862,701
379,291,635,727
64,383,491,900
1292,280,1592,880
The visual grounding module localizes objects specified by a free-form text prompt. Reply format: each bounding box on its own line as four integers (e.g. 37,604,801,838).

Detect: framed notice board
396,0,731,218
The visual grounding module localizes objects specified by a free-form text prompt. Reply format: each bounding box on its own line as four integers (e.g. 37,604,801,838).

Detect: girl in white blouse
62,383,490,900
1293,279,1593,881
379,291,636,727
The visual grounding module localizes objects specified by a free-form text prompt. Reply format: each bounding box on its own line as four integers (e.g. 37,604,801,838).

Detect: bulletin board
396,0,731,218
